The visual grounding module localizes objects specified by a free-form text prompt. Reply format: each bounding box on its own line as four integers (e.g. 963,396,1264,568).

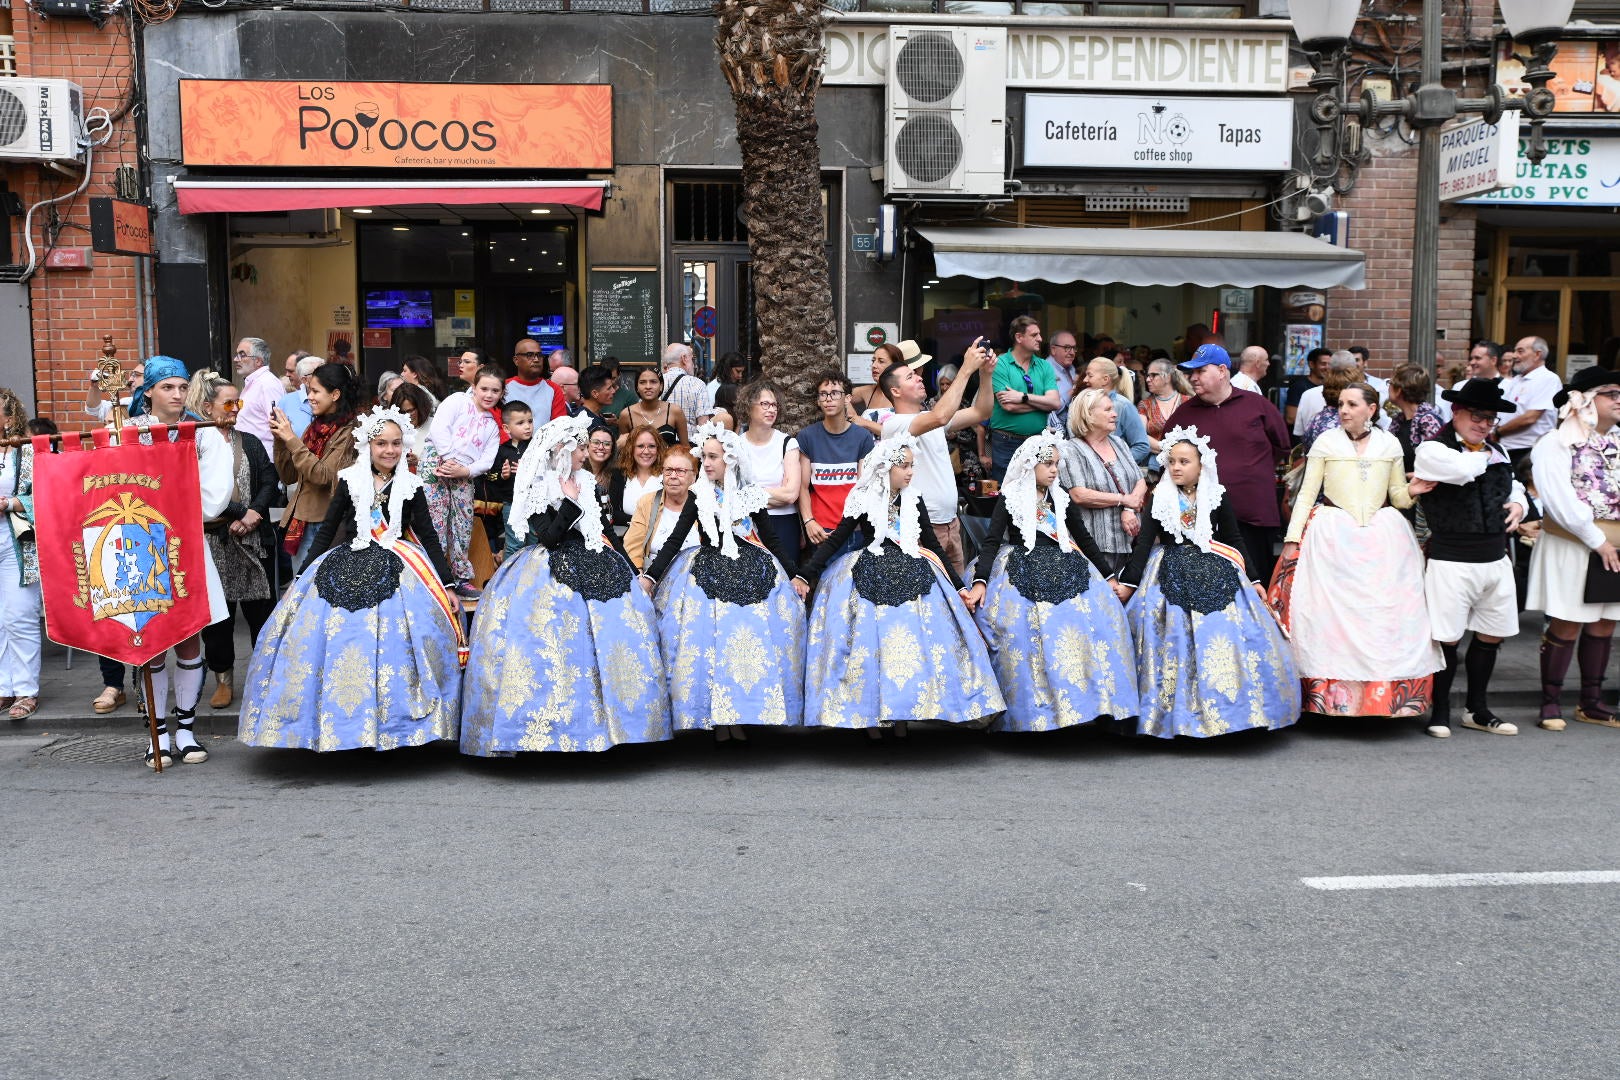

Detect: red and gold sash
385,522,469,668
1209,539,1247,578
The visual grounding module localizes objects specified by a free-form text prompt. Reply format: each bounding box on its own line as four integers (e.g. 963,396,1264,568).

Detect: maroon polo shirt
1164,387,1291,528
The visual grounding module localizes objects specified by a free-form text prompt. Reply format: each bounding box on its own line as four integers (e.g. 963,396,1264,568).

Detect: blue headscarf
128,355,189,418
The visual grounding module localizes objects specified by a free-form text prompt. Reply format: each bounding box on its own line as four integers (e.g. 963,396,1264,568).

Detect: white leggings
0,540,41,698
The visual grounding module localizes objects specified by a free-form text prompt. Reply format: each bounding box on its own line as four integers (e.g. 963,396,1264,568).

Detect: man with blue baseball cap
1164,342,1292,580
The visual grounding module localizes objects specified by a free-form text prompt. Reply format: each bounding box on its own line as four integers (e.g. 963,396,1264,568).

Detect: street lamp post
1287,0,1576,377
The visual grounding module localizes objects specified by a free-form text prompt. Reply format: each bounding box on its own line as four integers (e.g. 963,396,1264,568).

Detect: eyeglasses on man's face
817,390,846,400
514,350,542,358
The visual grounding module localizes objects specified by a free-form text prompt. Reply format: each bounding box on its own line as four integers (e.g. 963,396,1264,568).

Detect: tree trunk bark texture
715,0,840,432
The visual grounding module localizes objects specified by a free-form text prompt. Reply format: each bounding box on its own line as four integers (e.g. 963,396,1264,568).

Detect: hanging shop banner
35,426,212,667
179,81,613,170
88,198,155,257
1023,94,1293,171
824,25,1290,91
1438,114,1520,202
1464,136,1620,207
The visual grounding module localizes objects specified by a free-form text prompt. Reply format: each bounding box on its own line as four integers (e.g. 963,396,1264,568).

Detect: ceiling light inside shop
530,208,550,215
351,208,373,214
392,226,410,232
508,257,516,262
461,231,470,237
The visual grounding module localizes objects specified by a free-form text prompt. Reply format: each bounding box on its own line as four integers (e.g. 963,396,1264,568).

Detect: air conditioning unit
885,26,1006,197
0,79,85,165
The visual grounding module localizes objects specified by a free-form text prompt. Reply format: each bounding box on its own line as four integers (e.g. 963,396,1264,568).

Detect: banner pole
141,664,163,774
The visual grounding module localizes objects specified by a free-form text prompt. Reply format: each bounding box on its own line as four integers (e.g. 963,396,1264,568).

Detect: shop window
1019,2,1091,12
672,180,830,244
943,0,1016,12
1507,236,1620,277
359,224,475,284
1095,3,1170,15
673,182,749,244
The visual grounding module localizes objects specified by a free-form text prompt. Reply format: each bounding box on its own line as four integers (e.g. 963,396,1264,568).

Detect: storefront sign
1465,136,1620,206
179,81,612,170
1496,39,1620,114
1438,115,1519,202
824,25,1290,92
88,198,155,257
1023,94,1292,171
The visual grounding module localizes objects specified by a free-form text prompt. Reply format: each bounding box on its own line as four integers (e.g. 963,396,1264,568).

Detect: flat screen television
365,289,434,329
526,314,566,343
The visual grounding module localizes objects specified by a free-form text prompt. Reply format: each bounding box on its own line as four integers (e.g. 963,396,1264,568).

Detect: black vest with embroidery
1418,428,1514,563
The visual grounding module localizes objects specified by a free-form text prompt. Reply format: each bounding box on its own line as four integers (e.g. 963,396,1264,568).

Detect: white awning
916,226,1366,290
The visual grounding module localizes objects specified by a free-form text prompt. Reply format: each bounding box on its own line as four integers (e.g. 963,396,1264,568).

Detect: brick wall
5,7,142,424
1327,150,1477,377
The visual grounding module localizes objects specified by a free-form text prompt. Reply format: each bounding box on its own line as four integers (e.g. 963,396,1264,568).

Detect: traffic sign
693,305,718,338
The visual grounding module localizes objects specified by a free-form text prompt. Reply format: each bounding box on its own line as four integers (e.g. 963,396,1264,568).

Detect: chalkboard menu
588,268,659,364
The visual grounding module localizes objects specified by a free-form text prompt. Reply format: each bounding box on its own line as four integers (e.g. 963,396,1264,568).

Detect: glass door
670,251,754,378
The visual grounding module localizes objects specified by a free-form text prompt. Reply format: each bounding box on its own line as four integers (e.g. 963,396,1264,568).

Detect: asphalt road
3,718,1616,1079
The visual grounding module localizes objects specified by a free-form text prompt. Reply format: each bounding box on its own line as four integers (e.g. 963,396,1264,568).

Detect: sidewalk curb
5,692,1559,735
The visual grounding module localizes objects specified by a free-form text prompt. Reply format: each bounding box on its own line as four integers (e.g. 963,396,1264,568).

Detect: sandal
8,696,37,721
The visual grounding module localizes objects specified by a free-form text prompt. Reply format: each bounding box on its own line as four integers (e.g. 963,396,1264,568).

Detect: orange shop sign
178,80,612,170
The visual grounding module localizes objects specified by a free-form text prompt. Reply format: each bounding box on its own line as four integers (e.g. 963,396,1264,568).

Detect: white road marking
1302,871,1620,891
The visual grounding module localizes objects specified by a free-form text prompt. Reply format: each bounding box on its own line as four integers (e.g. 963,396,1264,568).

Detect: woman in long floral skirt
639,424,805,742
460,413,673,755
961,430,1139,732
1117,426,1299,738
1271,382,1441,718
793,433,1004,736
240,407,466,751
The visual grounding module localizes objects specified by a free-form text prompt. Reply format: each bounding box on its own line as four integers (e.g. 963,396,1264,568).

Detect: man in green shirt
990,315,1061,479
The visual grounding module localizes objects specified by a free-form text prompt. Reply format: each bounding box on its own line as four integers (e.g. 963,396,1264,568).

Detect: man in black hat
1527,365,1620,731
1409,379,1529,738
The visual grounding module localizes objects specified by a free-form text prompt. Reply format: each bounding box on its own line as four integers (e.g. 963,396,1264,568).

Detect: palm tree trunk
715,0,838,431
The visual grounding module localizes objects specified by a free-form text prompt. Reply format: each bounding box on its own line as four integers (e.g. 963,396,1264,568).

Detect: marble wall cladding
144,11,884,167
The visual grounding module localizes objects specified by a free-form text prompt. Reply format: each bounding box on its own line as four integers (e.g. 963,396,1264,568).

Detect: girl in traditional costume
1271,382,1441,718
239,407,466,751
1117,426,1299,738
639,425,805,742
793,434,1004,736
961,430,1139,732
460,413,673,755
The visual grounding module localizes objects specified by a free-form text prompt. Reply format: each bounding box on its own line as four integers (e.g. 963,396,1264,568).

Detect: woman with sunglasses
188,370,278,709
1138,359,1191,456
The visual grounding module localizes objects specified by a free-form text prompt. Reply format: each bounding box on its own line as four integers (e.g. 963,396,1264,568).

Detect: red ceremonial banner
35,425,213,666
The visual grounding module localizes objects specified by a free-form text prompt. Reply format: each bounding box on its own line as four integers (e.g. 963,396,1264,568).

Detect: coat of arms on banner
74,491,190,647
35,425,211,667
